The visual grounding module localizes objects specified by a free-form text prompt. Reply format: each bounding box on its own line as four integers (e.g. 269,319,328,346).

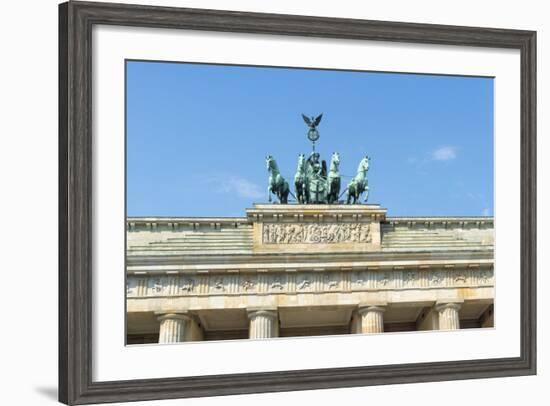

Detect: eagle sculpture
302,113,323,130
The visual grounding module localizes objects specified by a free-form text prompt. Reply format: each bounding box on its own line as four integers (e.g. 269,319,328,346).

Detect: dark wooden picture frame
59,1,536,404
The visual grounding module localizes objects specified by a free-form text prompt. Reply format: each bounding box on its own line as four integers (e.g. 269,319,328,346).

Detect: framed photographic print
59,1,536,404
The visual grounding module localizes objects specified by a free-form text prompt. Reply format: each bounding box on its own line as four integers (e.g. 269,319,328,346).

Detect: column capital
155,311,194,322
357,302,387,315
247,308,278,319
356,302,386,334
435,299,463,312
156,311,203,342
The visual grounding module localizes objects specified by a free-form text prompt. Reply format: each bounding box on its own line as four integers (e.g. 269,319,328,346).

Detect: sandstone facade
126,204,494,343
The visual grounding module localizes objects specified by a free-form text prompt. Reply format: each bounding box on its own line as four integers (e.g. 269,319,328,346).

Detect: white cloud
432,146,457,161
482,208,490,216
217,176,264,199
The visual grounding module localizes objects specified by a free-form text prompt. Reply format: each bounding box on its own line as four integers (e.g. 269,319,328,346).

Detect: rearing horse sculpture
327,152,341,204
266,155,290,204
294,154,308,204
346,156,370,204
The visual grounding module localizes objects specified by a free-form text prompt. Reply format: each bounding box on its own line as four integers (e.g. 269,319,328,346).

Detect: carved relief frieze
377,271,392,288
296,274,313,291
127,266,493,298
241,276,257,292
270,274,286,291
179,277,195,293
478,269,493,284
324,272,341,290
262,223,372,244
148,277,164,295
210,276,226,292
351,271,366,289
430,270,445,286
403,271,419,287
453,270,468,284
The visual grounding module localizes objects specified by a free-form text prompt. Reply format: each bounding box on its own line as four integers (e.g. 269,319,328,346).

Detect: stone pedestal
436,301,462,330
157,312,203,343
248,309,279,339
356,304,386,334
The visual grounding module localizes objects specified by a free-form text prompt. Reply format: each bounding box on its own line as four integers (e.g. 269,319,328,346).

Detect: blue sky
126,61,493,217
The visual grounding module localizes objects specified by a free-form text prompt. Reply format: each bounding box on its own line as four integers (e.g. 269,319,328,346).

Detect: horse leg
347,184,354,204
281,183,289,204
286,183,290,204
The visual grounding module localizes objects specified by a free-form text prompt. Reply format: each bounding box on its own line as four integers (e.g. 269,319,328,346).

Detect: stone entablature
127,217,248,232
246,204,387,222
127,265,494,299
385,217,493,228
126,214,493,233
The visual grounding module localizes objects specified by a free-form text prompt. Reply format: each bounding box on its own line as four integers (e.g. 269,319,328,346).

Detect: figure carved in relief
180,278,194,292
297,279,311,290
242,279,256,291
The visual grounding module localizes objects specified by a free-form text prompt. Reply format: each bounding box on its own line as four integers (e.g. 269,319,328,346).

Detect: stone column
157,313,189,343
357,304,386,334
248,309,279,339
157,312,203,343
435,301,462,330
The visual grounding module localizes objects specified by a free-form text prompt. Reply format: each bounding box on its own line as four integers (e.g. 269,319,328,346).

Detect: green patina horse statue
346,156,370,204
266,155,290,204
327,152,341,204
294,154,308,204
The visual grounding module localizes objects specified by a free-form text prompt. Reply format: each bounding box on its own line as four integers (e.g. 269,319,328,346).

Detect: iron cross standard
302,113,323,152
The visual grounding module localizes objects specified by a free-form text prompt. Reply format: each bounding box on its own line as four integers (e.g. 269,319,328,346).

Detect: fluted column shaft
357,305,386,334
436,302,462,330
248,310,279,339
157,313,191,343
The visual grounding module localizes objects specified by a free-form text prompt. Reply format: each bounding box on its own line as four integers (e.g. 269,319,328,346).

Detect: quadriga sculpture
346,156,370,204
266,155,290,204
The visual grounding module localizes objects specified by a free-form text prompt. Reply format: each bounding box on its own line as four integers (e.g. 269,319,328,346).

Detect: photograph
125,60,495,344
